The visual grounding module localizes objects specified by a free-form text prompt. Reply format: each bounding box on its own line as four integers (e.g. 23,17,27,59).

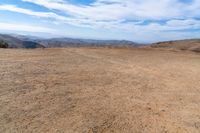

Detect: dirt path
0,48,200,133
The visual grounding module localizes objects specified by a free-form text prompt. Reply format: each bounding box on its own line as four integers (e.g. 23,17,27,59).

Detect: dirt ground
0,47,200,133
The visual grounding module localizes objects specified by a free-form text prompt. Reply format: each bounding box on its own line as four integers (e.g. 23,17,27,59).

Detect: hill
0,34,44,48
151,39,200,52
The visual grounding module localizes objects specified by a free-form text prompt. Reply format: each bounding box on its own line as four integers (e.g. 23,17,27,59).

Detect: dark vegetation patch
0,40,8,48
22,41,45,48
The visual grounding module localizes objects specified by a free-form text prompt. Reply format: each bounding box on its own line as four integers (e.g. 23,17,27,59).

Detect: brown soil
0,47,200,133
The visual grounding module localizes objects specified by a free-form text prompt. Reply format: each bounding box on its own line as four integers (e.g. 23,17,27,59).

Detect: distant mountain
2,34,200,52
22,41,45,48
10,34,43,41
0,34,23,48
151,39,200,52
0,34,138,48
36,38,138,48
0,34,44,48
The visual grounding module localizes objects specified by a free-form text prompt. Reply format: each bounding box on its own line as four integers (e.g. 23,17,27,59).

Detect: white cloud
19,0,200,33
22,0,200,20
1,0,200,41
0,4,107,28
0,4,70,21
136,19,200,31
1,1,200,32
0,22,56,33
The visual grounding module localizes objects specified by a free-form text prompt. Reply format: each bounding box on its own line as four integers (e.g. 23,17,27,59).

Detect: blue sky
0,0,200,42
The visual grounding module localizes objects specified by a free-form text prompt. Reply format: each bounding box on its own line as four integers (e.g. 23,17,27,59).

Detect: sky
0,0,200,43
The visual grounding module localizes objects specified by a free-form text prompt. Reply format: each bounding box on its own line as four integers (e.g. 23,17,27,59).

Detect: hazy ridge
1,34,200,53
0,34,138,48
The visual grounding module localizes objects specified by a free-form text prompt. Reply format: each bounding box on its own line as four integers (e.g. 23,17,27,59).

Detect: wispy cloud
0,4,70,21
0,22,56,33
1,1,199,31
22,0,200,20
19,0,200,31
0,0,199,42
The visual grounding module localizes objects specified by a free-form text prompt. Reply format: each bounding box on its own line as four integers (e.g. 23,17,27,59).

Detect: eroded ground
0,47,200,133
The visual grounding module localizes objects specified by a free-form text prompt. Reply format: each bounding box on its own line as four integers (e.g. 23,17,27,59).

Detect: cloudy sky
0,0,200,42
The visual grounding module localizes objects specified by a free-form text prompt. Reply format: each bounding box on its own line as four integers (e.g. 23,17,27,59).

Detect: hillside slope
151,39,200,52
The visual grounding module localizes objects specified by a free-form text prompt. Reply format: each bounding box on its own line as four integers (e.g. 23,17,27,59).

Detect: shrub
0,40,9,48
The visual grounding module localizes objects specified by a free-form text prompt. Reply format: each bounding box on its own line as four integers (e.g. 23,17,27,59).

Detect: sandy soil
0,47,200,133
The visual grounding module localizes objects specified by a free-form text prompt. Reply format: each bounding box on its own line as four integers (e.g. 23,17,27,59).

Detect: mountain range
0,34,138,48
1,34,200,53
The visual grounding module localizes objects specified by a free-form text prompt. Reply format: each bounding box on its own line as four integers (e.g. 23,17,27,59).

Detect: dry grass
151,39,200,52
0,47,200,133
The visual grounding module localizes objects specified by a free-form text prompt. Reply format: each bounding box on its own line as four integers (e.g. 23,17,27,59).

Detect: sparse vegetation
0,40,8,48
151,39,200,52
0,48,200,133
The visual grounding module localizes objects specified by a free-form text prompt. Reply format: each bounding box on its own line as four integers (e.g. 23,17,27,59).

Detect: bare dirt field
0,47,200,133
